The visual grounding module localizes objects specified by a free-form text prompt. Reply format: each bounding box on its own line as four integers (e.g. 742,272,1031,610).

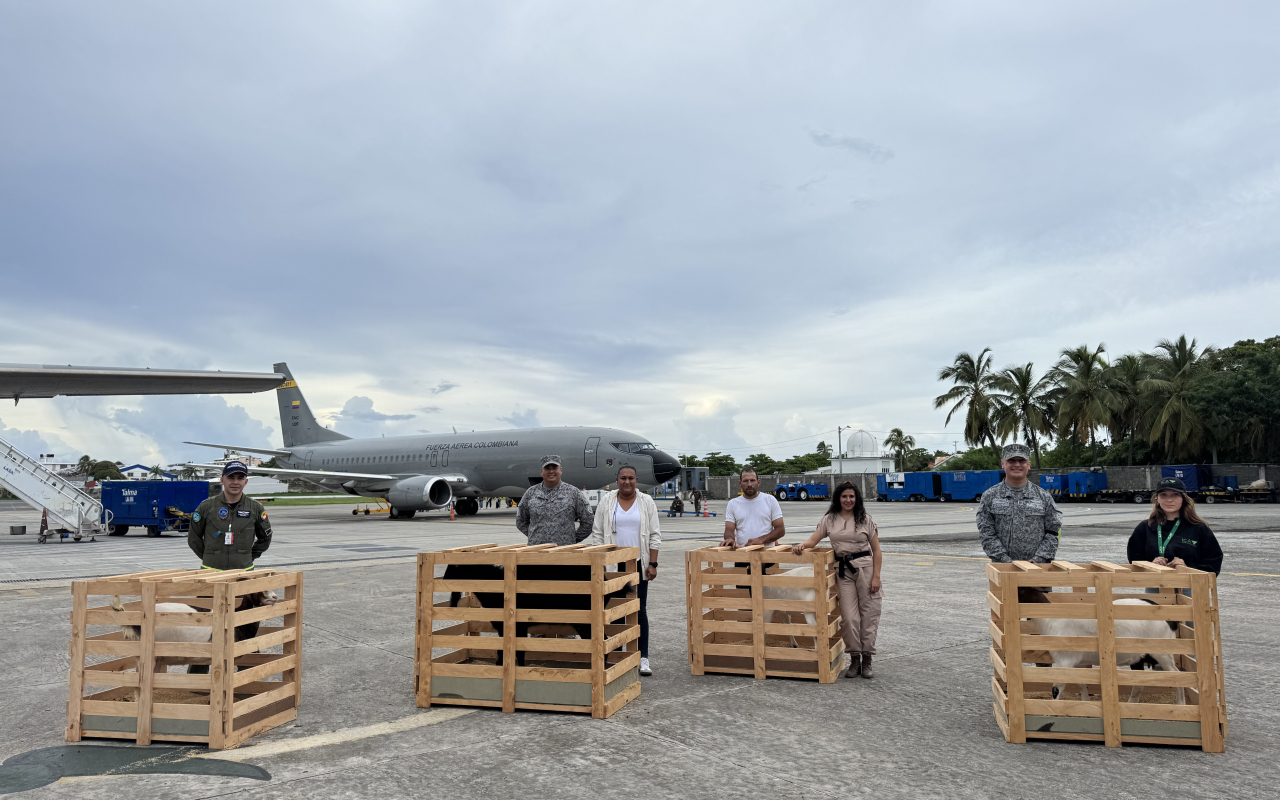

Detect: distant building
212,451,263,469
37,454,78,474
119,464,177,481
808,455,897,475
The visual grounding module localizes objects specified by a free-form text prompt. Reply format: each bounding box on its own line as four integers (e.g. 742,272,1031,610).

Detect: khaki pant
836,564,882,655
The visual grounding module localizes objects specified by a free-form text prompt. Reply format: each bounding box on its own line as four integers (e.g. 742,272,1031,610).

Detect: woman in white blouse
591,464,662,676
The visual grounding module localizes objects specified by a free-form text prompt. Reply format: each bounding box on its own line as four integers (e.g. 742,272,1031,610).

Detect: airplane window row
322,451,448,467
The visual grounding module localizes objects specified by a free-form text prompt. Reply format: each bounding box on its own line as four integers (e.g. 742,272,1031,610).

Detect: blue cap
222,461,249,477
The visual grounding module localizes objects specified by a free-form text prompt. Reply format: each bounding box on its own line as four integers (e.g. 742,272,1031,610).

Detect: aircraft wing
183,441,294,457
184,463,396,481
0,363,285,401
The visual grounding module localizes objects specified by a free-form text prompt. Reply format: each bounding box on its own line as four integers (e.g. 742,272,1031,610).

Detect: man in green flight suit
188,461,273,571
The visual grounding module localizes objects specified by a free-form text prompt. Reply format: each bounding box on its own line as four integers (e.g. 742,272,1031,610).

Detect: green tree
903,447,933,472
815,441,831,456
1143,335,1213,461
75,454,95,475
935,349,1001,461
703,452,741,477
90,460,125,481
746,453,782,474
178,464,202,480
148,464,165,479
678,454,705,468
882,428,916,472
1107,353,1150,466
1053,343,1118,466
1190,338,1280,462
990,362,1056,469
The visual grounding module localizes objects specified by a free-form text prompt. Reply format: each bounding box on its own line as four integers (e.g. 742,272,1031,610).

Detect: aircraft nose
650,450,680,483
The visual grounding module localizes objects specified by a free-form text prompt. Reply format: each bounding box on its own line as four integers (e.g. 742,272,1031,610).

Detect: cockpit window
612,442,657,453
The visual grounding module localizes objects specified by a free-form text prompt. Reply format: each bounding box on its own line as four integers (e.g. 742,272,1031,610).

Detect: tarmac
2,497,1278,798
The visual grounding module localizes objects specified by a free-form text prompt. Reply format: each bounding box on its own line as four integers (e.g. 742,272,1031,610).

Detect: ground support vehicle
100,480,209,536
774,482,830,501
1040,471,1107,502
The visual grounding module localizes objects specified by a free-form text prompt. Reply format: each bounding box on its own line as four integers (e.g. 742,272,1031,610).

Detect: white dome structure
844,429,879,458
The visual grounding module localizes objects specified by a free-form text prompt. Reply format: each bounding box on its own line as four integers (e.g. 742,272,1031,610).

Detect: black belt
835,551,872,579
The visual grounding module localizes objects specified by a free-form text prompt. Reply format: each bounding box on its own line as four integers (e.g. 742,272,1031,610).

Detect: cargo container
774,481,830,501
876,471,942,501
100,480,209,537
939,470,1004,501
1162,465,1215,494
1039,474,1067,496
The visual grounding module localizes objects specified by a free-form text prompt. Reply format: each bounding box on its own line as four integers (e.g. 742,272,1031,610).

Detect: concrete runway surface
2,498,1278,798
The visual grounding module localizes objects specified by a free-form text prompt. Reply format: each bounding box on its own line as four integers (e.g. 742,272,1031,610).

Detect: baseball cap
1002,443,1031,461
222,461,249,477
1156,477,1187,495
540,455,563,468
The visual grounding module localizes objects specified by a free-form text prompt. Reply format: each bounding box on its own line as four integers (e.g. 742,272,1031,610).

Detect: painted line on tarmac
199,708,476,762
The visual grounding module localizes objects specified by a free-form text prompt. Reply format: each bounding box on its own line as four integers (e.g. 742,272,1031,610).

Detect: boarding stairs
0,434,104,541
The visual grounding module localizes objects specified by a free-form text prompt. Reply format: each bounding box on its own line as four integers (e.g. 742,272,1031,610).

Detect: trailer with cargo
938,469,1004,501
99,480,210,536
1041,465,1274,504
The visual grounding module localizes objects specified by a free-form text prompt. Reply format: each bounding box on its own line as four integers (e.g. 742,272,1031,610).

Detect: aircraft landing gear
454,498,479,516
389,507,416,520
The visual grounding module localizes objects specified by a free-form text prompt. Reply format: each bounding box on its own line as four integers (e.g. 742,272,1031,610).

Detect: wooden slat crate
687,544,844,682
66,568,303,750
989,560,1226,751
414,543,642,718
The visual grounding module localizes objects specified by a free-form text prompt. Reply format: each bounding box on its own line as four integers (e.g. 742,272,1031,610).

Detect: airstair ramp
0,434,103,538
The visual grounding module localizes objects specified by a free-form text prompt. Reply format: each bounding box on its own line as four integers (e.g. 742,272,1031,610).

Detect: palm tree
882,428,916,472
1053,343,1118,466
178,464,201,480
1107,354,1150,466
934,349,1001,460
148,464,165,480
989,363,1056,469
75,454,95,476
1143,335,1213,460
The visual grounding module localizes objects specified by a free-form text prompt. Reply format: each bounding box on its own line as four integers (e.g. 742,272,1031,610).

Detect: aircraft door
304,451,314,468
584,437,600,468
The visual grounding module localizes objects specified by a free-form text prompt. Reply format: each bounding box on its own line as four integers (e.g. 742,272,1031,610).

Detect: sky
1,1,1278,467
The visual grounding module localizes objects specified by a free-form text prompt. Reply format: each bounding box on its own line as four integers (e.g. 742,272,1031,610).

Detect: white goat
109,590,278,672
762,565,817,648
1019,587,1185,704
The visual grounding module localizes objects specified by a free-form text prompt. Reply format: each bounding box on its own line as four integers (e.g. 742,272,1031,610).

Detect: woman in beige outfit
792,481,883,678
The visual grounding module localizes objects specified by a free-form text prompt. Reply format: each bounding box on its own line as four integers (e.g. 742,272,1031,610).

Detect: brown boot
861,653,874,679
844,652,861,678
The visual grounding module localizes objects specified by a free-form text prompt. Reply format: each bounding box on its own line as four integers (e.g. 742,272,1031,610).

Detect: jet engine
387,475,453,510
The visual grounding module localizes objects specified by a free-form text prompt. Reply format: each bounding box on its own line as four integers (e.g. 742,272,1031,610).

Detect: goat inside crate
66,568,303,750
687,544,844,683
988,559,1226,752
415,543,643,718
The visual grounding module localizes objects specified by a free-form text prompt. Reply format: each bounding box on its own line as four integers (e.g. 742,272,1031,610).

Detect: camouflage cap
1001,443,1032,461
540,454,562,468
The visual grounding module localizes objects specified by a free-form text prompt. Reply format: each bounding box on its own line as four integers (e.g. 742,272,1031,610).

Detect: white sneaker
639,658,652,676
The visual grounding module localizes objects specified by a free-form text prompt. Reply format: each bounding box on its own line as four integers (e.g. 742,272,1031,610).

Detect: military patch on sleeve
193,511,200,522
261,511,269,521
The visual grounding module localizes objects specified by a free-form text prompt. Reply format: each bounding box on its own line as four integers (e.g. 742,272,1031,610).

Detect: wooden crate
66,568,303,750
988,560,1226,751
687,544,844,682
415,543,642,718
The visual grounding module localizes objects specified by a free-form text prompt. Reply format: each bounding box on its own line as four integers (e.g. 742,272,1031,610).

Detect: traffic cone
449,502,456,521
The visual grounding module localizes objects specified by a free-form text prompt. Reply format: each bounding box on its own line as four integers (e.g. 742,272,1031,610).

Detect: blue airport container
1067,471,1108,497
100,480,209,535
878,472,941,500
1162,465,1214,494
1215,475,1240,491
940,470,1004,501
1040,474,1067,496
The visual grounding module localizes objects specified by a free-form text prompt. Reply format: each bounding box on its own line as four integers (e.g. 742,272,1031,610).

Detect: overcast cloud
1,1,1278,465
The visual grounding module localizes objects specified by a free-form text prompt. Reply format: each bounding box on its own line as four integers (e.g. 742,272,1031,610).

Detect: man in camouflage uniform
188,461,273,570
976,444,1062,563
516,454,592,546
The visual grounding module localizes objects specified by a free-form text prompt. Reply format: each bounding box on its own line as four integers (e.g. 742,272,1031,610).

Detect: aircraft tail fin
273,362,350,447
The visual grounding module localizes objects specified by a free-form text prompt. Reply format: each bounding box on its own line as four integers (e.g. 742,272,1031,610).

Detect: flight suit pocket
1020,499,1045,515
991,499,1012,514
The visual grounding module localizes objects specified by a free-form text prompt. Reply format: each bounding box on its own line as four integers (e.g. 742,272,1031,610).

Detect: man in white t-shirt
721,468,785,548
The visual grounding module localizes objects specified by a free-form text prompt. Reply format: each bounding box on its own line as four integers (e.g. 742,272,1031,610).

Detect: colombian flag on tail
291,400,300,409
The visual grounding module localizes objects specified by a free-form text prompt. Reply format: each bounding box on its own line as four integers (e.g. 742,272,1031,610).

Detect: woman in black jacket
1127,477,1223,574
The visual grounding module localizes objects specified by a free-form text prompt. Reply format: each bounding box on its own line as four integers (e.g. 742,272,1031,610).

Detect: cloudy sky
1,1,1277,466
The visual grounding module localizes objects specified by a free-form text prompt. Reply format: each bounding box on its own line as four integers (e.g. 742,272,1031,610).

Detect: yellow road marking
199,708,475,762
914,562,934,566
